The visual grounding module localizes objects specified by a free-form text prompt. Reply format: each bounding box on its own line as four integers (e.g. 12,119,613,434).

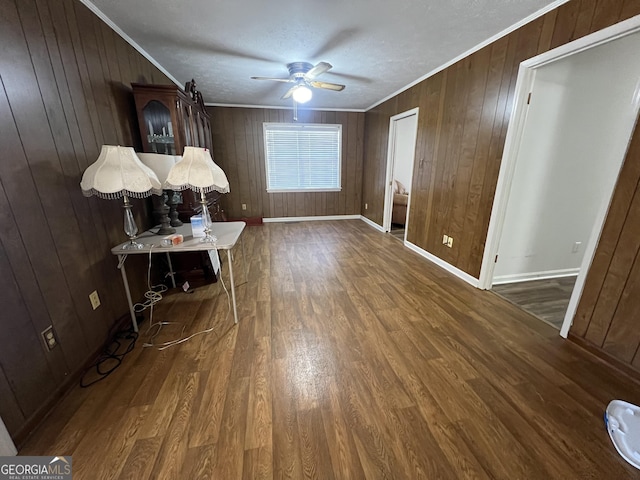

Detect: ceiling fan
251,61,345,103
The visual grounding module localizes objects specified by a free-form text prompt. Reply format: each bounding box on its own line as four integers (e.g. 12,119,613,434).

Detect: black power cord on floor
80,326,138,388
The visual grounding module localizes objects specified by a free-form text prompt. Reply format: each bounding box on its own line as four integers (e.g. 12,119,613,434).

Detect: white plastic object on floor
605,400,640,470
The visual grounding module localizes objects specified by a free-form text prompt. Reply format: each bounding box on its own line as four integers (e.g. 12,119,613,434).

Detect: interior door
383,109,419,233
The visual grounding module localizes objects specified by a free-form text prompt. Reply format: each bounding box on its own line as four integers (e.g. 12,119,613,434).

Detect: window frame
263,122,342,193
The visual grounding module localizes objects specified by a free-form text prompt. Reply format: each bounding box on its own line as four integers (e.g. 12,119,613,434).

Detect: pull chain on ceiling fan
251,61,346,104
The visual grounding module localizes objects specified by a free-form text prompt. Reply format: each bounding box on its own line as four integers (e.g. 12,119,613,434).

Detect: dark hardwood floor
19,220,640,479
493,276,577,329
390,224,405,241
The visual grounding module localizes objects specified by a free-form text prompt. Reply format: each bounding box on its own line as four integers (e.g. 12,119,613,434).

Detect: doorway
384,108,419,239
480,16,640,337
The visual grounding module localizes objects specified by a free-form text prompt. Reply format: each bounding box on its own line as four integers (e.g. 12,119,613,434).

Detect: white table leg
241,235,247,282
227,249,239,324
117,254,138,332
165,252,176,288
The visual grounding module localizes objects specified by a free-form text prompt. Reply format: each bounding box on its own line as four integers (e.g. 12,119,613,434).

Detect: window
264,123,342,192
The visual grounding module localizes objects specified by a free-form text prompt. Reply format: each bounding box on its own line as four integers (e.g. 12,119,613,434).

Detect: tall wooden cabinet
132,83,212,155
132,83,220,221
132,83,220,282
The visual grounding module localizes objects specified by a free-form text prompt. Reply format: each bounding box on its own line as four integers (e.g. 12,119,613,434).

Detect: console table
111,222,246,332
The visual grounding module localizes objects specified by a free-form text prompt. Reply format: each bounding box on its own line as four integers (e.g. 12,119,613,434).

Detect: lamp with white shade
137,153,182,234
80,145,162,249
165,146,229,243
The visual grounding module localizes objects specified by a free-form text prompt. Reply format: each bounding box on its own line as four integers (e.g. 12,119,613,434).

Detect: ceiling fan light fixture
292,85,312,103
251,61,344,103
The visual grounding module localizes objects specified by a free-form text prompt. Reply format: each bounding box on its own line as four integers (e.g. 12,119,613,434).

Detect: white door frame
383,108,419,235
0,416,17,456
479,14,640,339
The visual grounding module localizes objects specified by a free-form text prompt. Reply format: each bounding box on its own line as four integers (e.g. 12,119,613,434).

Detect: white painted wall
0,417,16,456
494,31,640,282
392,114,418,192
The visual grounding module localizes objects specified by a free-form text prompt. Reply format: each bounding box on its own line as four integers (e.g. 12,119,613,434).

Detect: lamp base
122,240,144,250
122,199,143,250
167,190,183,227
154,193,175,235
156,225,176,235
200,233,217,244
198,192,217,244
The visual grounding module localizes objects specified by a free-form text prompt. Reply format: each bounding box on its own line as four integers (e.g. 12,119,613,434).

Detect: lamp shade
80,145,162,199
137,153,181,185
165,146,230,194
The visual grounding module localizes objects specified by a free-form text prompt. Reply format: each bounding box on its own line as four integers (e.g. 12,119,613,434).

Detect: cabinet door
180,101,195,150
196,111,206,148
140,100,177,155
203,116,213,151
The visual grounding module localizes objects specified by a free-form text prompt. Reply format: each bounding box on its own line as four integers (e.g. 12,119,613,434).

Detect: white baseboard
492,268,580,285
405,241,480,288
263,215,361,223
359,215,385,232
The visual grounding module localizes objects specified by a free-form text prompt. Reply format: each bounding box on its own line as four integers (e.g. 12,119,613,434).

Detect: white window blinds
264,123,342,192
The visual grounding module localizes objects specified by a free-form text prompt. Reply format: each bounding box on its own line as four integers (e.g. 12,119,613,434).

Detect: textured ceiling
85,0,564,110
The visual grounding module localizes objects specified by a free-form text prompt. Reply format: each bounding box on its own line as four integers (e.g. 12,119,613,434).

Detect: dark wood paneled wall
0,0,170,440
571,114,640,367
362,0,640,280
208,107,364,220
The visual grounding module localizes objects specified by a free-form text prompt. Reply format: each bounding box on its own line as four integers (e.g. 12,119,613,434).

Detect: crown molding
78,0,182,88
366,0,571,111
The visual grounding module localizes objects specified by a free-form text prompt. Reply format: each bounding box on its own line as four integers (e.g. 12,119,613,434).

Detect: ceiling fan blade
281,85,297,100
309,80,345,91
251,76,294,83
305,62,332,79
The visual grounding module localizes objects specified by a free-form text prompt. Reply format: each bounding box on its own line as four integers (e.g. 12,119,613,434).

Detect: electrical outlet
572,241,582,253
89,290,100,310
443,234,449,245
365,203,368,210
242,203,247,210
447,236,454,248
41,326,57,351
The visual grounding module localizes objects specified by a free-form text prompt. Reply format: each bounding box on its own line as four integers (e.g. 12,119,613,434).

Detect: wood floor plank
136,370,188,440
95,405,151,479
244,335,272,450
468,378,582,480
211,376,250,479
148,372,200,480
493,276,576,329
320,377,366,479
453,415,554,480
18,221,640,479
188,340,235,447
346,375,405,479
272,359,303,479
425,418,491,480
242,446,273,480
297,407,336,480
388,405,457,479
116,437,162,480
69,405,128,479
184,444,217,480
